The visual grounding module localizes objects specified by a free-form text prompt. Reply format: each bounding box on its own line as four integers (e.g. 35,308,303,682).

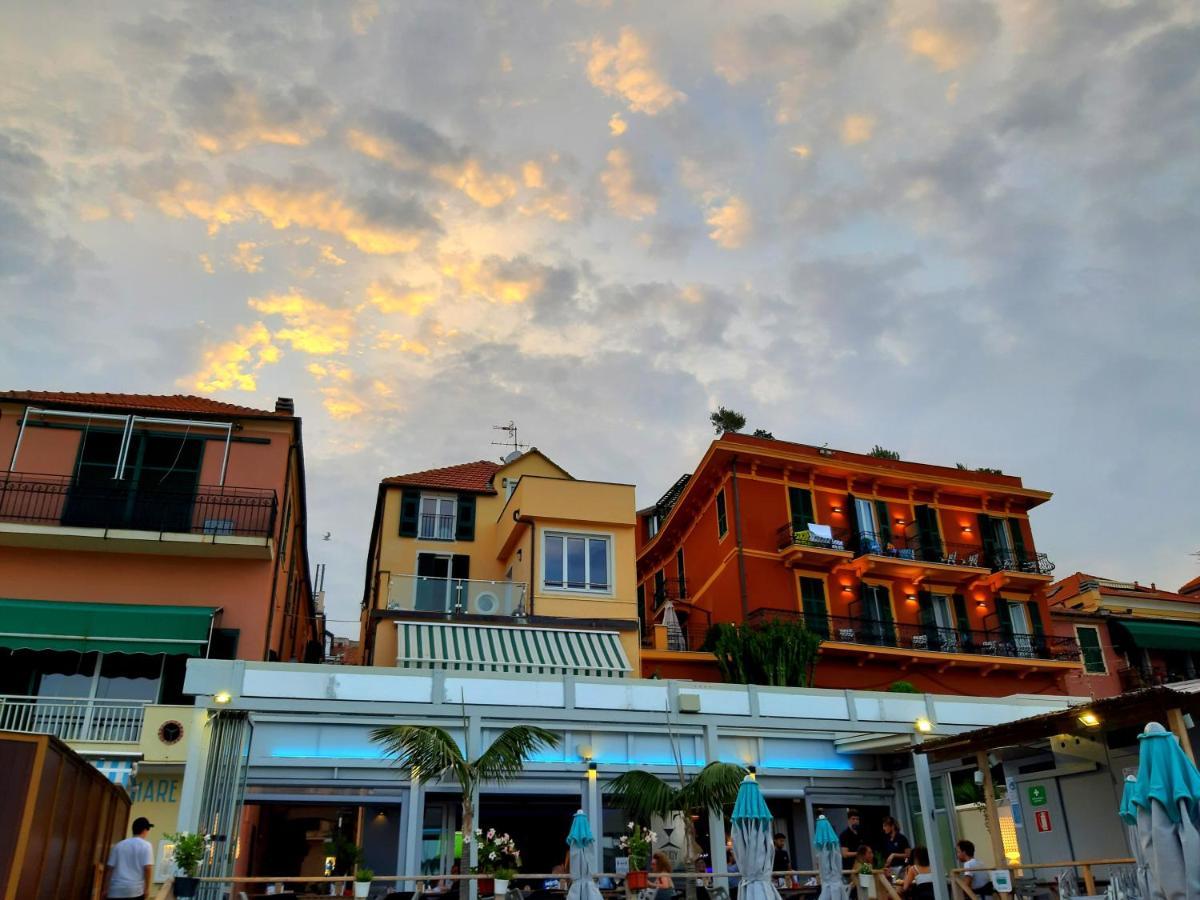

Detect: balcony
385,573,528,617
775,523,855,569
747,609,1081,673
643,597,712,652
0,471,277,558
0,695,147,744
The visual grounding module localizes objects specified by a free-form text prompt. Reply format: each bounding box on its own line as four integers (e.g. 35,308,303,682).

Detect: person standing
103,816,155,900
881,817,912,870
839,809,863,871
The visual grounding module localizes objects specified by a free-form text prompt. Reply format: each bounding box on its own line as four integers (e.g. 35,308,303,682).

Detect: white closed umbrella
730,776,781,900
1124,722,1200,900
661,601,687,651
566,810,603,900
812,817,849,900
1115,776,1151,900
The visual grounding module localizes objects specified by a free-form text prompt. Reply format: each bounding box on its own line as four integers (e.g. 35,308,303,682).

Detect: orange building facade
636,433,1082,696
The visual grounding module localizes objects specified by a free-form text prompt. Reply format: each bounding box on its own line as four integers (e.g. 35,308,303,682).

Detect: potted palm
475,828,520,895
618,822,654,890
354,867,374,898
164,831,208,899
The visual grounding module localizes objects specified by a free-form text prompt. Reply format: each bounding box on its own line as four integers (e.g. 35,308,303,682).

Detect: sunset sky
2,1,1197,635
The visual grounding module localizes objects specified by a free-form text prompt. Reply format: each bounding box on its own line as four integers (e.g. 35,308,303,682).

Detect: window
799,577,829,638
418,494,456,540
654,569,666,604
544,532,611,593
646,514,659,538
675,548,686,598
502,477,517,501
1076,625,1107,674
716,489,728,539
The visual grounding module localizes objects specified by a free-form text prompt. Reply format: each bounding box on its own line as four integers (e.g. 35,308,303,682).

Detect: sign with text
1027,784,1048,807
1035,810,1053,833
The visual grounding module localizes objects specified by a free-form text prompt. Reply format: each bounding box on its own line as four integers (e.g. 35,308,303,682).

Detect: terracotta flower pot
627,871,648,890
479,877,495,895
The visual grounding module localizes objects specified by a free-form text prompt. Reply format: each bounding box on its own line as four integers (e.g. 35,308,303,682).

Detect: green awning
397,621,631,677
0,598,217,656
1111,618,1200,653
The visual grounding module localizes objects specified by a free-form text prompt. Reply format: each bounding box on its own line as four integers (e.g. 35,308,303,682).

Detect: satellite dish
503,450,523,463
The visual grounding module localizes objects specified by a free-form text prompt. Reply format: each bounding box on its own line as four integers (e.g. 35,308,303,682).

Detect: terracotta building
635,433,1082,696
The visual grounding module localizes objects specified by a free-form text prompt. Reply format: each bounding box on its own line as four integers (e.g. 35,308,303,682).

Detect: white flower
463,835,472,844
628,821,636,830
489,852,498,861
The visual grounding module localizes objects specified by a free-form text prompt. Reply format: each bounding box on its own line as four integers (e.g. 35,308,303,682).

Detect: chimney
275,397,295,415
1151,583,1156,590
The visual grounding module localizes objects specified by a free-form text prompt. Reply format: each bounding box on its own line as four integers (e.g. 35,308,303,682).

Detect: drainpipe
514,509,535,616
262,436,295,661
730,455,750,620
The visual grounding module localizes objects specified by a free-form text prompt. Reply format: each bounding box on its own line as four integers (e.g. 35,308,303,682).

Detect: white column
708,809,728,892
468,784,480,900
175,708,211,831
913,751,949,900
403,778,424,889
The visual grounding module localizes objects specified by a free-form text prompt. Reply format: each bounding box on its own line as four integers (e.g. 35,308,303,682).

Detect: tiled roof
383,460,501,493
0,391,285,418
1181,575,1200,596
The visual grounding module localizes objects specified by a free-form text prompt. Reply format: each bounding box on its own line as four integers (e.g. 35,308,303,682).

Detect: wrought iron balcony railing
0,470,277,538
0,695,148,743
386,573,528,617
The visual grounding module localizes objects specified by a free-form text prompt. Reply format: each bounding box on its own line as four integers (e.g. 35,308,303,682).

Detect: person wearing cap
104,816,155,899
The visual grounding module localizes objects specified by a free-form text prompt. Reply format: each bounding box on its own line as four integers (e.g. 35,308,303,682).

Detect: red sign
1035,810,1053,833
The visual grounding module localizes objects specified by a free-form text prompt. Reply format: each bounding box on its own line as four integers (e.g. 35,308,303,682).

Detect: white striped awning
396,621,631,677
92,758,135,788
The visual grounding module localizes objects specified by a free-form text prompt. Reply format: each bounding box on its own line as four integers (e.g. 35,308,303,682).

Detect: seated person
955,840,993,897
901,846,934,900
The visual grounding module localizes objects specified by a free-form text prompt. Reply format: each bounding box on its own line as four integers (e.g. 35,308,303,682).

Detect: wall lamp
905,594,917,603
1078,711,1101,728
587,761,598,780
961,526,973,533
832,505,843,513
214,691,232,705
914,717,934,734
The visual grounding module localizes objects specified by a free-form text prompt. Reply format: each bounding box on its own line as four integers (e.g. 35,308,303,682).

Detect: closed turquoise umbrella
813,817,849,900
730,777,780,900
566,810,602,900
1125,722,1200,899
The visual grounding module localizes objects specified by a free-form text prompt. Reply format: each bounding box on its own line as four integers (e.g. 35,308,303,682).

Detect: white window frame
418,493,457,540
1074,624,1109,675
502,477,518,501
541,529,614,596
646,514,659,538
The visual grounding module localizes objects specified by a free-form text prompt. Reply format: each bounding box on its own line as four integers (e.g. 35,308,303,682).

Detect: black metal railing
418,513,456,540
643,601,711,651
776,522,1054,575
0,470,277,538
743,608,1080,662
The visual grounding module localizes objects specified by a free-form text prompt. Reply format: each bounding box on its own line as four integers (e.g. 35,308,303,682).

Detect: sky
2,0,1198,638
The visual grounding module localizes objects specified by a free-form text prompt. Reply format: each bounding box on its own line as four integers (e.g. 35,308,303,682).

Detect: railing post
1081,864,1096,895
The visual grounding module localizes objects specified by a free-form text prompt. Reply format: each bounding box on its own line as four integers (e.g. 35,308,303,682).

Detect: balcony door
859,583,895,647
414,553,470,613
853,497,881,553
1006,600,1035,657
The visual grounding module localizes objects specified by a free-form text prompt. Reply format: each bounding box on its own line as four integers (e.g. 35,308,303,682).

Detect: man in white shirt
955,840,994,897
104,816,155,900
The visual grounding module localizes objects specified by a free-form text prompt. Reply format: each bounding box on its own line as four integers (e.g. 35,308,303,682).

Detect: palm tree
607,761,745,900
371,721,559,876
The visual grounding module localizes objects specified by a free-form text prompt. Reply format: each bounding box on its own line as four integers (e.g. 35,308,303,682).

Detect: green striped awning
396,622,631,677
0,598,217,656
1111,618,1200,653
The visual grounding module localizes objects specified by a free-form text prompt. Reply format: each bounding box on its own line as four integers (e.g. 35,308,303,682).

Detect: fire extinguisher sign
1035,809,1053,833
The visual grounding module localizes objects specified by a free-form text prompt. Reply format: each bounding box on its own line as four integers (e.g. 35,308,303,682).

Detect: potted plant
164,831,208,899
857,862,876,899
474,827,520,895
618,822,655,890
354,867,374,898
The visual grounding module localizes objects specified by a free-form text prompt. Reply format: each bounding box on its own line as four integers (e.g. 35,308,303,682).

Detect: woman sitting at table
900,847,934,900
651,852,675,900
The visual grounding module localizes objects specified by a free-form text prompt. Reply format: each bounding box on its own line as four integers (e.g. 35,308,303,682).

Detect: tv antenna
491,421,529,458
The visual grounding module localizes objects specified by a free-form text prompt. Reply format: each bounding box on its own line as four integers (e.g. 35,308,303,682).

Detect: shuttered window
788,487,815,532
799,577,829,638
1076,625,1107,673
716,489,728,538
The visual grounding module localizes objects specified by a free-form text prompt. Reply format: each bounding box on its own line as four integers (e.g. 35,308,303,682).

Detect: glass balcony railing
386,573,528,617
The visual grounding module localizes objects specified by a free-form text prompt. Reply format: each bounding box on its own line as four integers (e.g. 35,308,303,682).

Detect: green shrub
706,617,821,687
887,680,918,693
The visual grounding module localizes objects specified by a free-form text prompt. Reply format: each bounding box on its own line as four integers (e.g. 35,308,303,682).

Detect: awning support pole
913,749,950,900
8,407,30,471
976,751,1006,866
1167,707,1195,763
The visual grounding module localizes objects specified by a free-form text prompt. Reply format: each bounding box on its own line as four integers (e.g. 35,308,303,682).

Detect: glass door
931,595,958,652
415,554,453,612
1007,601,1034,657
861,585,895,646
903,778,957,874
855,497,880,553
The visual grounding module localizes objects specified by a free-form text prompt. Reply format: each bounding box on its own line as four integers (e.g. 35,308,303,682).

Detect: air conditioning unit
473,592,502,615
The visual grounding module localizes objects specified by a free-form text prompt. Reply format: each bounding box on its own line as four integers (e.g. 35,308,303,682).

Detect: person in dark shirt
881,816,912,869
839,809,863,870
772,833,791,874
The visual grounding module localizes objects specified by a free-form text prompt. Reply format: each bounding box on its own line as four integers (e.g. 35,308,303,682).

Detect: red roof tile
0,391,287,418
383,460,501,493
1179,575,1200,596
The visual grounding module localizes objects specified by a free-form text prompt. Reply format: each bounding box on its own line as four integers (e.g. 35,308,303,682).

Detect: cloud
907,28,970,72
438,252,549,304
174,57,333,153
608,113,628,136
248,291,355,355
705,196,752,249
187,322,279,391
600,148,657,219
840,114,876,145
230,241,263,273
367,277,437,316
583,27,684,115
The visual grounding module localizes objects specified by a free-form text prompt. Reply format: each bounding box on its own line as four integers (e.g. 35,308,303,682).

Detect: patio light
1078,711,1101,728
587,761,598,780
914,717,934,734
214,690,232,705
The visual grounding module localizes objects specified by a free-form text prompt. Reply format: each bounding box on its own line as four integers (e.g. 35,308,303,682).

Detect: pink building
0,392,321,715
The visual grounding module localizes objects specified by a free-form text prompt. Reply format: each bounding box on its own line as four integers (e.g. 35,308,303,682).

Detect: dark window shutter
916,505,942,558
875,499,891,547
799,577,829,638
455,494,476,542
876,586,896,647
654,569,666,604
952,594,971,640
917,590,935,627
788,487,815,532
716,489,728,537
978,513,996,563
676,548,686,598
451,554,470,581
416,553,439,577
399,489,420,537
1078,627,1105,673
1008,518,1028,564
845,495,860,549
994,598,1014,642
637,583,646,624
1027,601,1045,655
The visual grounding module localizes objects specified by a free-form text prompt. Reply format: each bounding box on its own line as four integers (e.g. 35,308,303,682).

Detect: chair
944,551,958,565
911,634,928,650
965,552,980,567
838,627,857,642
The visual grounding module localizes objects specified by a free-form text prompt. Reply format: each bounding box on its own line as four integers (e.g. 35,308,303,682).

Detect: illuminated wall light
914,717,934,734
213,690,232,705
1078,711,1101,728
832,506,843,513
587,761,598,780
906,594,917,603
961,526,973,533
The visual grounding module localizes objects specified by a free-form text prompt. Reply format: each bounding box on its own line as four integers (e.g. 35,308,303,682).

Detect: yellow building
360,449,642,674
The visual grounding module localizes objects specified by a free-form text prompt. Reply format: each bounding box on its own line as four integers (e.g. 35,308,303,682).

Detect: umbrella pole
1166,707,1196,764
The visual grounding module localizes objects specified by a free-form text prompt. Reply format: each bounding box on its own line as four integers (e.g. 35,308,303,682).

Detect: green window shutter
916,505,942,558
654,569,666,604
917,590,935,628
952,594,971,640
978,513,996,562
876,586,896,647
875,500,891,547
1027,601,1045,655
1008,519,1028,563
1077,627,1105,673
399,489,420,537
788,487,815,532
716,489,728,538
676,548,687,598
994,598,1014,642
845,495,860,549
799,577,829,638
455,494,476,541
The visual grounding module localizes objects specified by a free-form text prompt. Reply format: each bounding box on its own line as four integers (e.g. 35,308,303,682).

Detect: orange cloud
188,322,279,392
705,196,752,249
230,241,263,273
367,278,438,316
608,113,628,136
908,27,970,72
840,114,876,145
439,253,545,304
248,291,355,355
583,28,684,115
601,148,657,220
